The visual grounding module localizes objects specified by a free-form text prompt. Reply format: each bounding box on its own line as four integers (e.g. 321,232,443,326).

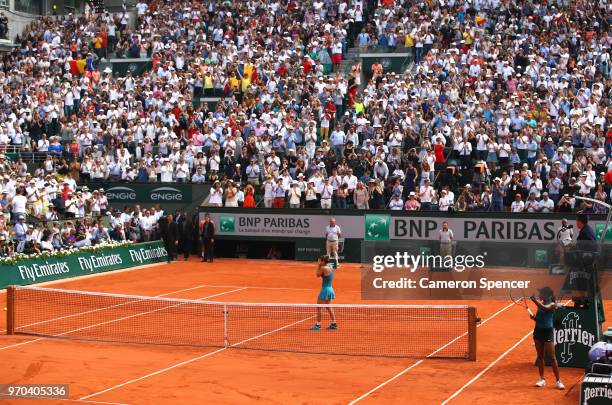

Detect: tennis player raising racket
531,287,564,390
310,255,337,331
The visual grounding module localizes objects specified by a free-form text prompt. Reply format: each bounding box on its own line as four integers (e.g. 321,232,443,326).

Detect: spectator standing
491,178,505,212
538,193,555,213
14,215,27,242
11,190,27,223
511,195,525,213
419,179,435,211
262,176,275,208
288,181,301,209
320,178,334,209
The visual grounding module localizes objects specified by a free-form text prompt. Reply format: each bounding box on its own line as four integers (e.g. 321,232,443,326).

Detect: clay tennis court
1,259,610,405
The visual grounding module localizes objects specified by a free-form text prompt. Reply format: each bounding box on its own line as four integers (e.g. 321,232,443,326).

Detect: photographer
556,193,573,213
556,219,573,265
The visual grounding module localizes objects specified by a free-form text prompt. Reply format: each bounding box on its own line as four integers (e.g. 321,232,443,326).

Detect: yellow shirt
404,34,414,47
244,64,254,78
463,31,474,45
354,102,365,114
241,76,251,93
204,75,214,89
229,76,240,90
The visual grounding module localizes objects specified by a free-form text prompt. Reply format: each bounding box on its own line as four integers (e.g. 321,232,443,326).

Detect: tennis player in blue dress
310,255,337,330
530,287,564,389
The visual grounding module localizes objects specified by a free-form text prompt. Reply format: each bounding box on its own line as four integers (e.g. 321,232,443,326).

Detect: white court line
1,283,222,333
79,315,314,400
440,330,534,404
348,302,515,405
0,287,247,351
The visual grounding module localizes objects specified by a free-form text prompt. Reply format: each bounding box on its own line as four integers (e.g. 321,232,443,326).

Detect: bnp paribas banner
365,214,611,242
0,241,167,289
210,212,611,243
212,213,365,239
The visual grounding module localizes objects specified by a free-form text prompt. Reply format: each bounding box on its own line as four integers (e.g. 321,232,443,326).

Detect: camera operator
556,218,573,265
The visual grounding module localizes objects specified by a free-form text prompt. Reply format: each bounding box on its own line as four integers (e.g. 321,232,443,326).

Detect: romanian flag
68,58,86,75
69,59,79,75
76,59,87,74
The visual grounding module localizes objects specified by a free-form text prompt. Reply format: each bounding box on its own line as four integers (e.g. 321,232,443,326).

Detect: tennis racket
509,288,534,317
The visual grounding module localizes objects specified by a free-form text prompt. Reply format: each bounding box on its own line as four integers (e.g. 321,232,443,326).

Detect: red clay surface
0,259,610,405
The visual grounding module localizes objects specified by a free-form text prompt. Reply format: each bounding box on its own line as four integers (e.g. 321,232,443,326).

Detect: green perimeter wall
0,241,168,289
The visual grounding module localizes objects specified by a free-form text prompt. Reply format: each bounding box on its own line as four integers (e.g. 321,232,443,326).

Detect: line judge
325,217,341,268
439,221,454,257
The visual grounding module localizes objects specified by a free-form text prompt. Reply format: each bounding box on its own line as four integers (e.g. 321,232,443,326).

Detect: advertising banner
108,58,153,76
102,184,193,204
554,306,599,369
211,213,364,239
0,241,168,289
211,211,608,243
581,376,612,404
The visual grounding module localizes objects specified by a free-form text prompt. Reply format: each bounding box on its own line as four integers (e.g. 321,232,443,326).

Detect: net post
6,286,15,335
223,303,228,347
467,307,477,361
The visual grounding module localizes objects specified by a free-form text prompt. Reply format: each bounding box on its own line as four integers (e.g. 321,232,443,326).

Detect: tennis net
7,285,477,360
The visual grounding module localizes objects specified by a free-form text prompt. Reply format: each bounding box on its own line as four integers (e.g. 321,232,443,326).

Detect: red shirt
62,187,72,201
435,143,446,163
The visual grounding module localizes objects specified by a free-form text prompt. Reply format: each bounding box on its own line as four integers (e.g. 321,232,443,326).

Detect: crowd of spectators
0,155,173,255
0,0,609,221
0,205,166,257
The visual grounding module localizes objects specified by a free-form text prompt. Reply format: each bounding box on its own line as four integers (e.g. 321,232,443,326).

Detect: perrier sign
554,306,598,368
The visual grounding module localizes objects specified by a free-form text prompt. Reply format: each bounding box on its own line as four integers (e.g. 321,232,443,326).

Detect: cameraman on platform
556,218,573,265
